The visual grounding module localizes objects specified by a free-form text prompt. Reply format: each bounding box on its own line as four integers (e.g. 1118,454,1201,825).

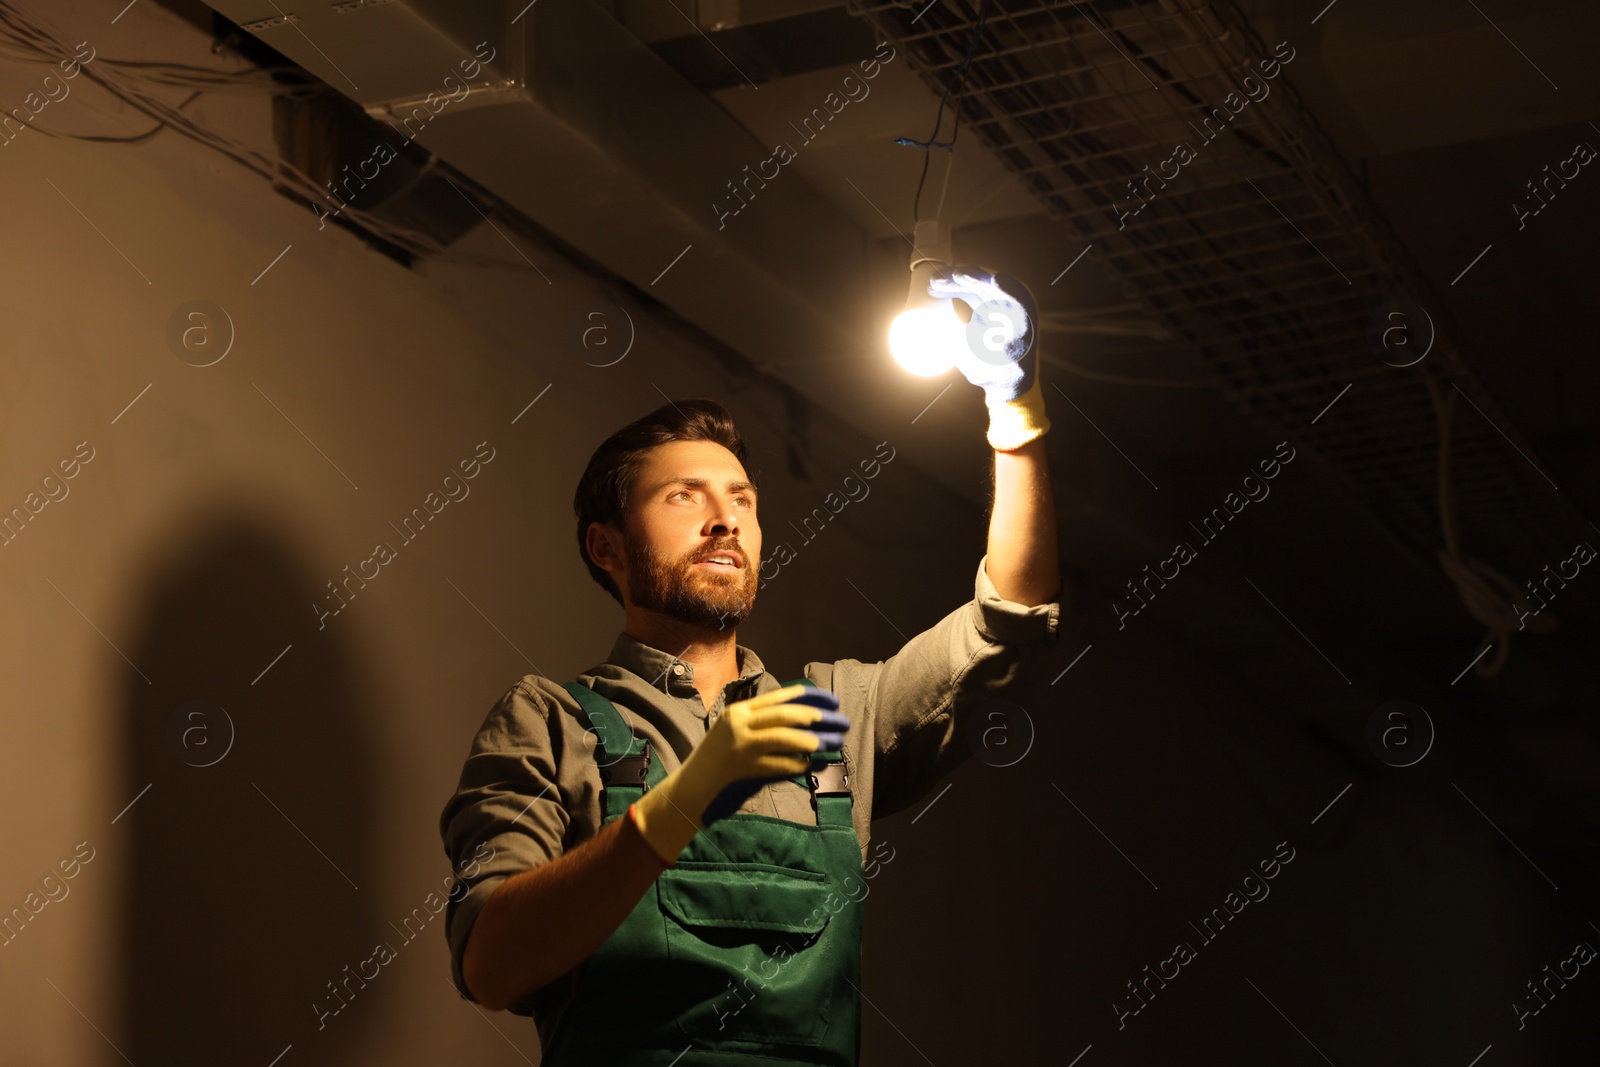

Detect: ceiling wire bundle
0,1,544,275
0,1,324,144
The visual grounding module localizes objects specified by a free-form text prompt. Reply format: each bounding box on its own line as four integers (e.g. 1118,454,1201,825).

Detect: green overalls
539,679,866,1066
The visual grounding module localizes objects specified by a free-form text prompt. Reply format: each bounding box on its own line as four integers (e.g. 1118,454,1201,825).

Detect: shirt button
672,664,684,675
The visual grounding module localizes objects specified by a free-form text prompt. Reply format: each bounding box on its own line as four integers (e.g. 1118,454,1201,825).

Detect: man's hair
573,397,758,606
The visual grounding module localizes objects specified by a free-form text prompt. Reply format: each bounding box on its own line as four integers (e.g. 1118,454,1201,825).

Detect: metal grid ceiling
846,0,1582,603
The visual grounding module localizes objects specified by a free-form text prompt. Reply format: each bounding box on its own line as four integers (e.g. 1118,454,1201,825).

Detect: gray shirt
438,552,1061,1044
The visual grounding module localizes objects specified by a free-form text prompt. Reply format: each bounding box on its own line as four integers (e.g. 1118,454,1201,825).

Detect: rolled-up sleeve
439,680,571,1005
838,553,1061,818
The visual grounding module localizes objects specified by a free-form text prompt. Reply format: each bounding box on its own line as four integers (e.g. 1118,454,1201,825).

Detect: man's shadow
118,511,378,1063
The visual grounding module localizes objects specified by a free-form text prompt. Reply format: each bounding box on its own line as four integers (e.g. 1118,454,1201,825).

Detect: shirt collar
605,630,767,697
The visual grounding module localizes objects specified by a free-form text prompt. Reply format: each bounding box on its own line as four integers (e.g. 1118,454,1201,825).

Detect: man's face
614,440,761,629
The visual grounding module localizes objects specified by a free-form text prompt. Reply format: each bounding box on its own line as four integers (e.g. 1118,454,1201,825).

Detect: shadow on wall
119,512,377,1064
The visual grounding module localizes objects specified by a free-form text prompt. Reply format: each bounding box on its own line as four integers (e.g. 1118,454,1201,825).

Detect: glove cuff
627,803,676,868
985,376,1050,451
630,781,700,866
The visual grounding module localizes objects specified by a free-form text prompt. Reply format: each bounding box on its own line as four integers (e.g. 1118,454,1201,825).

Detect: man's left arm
817,264,1063,817
932,262,1060,609
815,433,1064,820
987,436,1061,607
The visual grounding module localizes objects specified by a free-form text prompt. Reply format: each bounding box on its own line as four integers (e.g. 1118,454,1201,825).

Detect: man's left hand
928,265,1039,404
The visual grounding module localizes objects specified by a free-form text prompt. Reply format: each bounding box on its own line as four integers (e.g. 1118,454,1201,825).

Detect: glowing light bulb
889,301,962,376
888,229,964,376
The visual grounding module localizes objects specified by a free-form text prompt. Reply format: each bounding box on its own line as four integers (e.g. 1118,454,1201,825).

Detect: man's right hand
630,684,848,866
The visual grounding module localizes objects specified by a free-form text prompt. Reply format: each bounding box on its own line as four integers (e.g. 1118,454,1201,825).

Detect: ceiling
197,0,1599,707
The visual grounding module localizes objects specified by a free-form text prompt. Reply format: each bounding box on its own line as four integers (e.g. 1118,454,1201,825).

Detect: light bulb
888,230,963,376
889,302,961,376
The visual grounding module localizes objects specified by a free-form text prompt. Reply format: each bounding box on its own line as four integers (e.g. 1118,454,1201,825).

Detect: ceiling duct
613,0,880,91
846,0,1583,676
269,83,492,266
205,0,870,383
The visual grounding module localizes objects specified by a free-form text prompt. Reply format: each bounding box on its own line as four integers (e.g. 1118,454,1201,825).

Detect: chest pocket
660,838,839,1048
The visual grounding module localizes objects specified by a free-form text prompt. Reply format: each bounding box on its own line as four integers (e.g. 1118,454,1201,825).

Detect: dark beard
625,532,757,629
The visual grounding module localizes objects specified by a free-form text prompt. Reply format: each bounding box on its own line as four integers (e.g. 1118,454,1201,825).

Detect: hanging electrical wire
894,0,991,223
0,4,323,97
0,0,516,266
1421,368,1556,679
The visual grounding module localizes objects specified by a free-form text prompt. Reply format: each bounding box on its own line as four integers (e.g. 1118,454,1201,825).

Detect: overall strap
561,681,651,822
561,678,854,828
778,678,854,829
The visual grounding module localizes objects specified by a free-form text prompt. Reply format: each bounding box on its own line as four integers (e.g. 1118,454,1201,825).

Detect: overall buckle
598,743,651,792
807,762,850,811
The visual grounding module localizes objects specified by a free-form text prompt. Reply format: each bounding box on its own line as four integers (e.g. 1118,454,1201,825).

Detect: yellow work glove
630,684,847,866
984,376,1050,452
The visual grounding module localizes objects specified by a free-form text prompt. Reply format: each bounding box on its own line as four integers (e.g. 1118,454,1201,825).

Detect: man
439,267,1062,1065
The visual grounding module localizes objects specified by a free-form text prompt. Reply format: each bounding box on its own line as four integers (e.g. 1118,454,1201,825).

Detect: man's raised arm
988,436,1061,607
927,264,1060,608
